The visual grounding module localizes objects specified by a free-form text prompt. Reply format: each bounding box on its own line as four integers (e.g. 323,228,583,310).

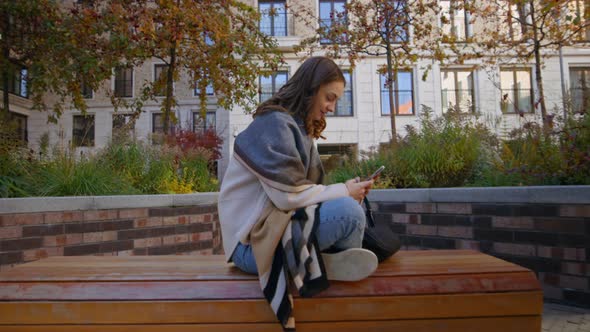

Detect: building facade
3,0,590,179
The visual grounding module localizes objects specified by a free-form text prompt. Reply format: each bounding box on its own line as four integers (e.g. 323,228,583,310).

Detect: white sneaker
321,248,378,282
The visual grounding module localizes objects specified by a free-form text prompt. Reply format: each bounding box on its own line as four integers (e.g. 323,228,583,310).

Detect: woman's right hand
345,177,374,203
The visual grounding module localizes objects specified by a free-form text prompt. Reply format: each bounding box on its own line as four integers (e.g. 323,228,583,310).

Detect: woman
217,56,377,328
219,57,376,280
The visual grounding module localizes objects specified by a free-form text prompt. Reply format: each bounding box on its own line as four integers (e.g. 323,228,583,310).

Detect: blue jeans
231,196,366,274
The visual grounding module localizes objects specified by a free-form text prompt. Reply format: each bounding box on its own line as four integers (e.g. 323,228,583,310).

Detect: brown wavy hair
253,56,345,139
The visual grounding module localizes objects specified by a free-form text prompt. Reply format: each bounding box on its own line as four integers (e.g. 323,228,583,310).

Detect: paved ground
543,303,590,332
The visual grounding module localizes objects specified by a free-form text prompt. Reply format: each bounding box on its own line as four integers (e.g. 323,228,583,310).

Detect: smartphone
364,166,385,181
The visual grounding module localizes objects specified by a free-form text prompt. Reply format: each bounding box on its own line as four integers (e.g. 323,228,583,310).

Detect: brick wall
0,204,220,271
373,201,590,308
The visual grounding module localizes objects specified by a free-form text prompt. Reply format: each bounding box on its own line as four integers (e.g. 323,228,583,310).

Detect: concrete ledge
1,186,588,214
0,192,219,214
368,186,590,204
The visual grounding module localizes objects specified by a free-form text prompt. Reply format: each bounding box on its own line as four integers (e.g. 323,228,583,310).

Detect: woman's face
308,80,345,122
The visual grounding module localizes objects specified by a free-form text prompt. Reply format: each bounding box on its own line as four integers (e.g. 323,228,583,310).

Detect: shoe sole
321,248,378,282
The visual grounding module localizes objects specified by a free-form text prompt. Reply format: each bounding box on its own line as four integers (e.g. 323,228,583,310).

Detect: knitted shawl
234,111,329,331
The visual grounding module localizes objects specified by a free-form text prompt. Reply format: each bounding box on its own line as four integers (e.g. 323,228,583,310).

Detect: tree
294,0,457,139
1,1,283,134
101,0,283,134
0,1,127,121
473,0,590,132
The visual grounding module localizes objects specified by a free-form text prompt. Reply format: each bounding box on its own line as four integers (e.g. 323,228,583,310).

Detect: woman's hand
345,177,374,203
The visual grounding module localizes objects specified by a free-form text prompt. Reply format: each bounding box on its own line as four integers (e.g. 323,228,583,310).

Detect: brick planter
0,194,221,271
369,186,590,308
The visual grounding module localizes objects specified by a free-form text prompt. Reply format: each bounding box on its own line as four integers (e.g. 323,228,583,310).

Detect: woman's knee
324,196,366,231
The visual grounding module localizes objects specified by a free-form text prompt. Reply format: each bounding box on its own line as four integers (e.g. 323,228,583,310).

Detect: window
3,66,28,98
441,69,475,113
440,0,472,41
73,115,95,147
319,0,347,44
380,71,414,115
81,80,93,99
259,1,287,36
114,66,133,98
570,67,590,113
259,71,288,102
568,0,590,41
382,1,410,43
112,114,135,138
4,112,28,142
193,111,216,133
329,70,353,116
152,113,164,134
195,79,214,96
500,68,533,114
154,64,169,97
503,1,530,41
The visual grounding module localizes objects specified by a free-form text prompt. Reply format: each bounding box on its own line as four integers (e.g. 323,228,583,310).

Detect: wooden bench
0,250,542,331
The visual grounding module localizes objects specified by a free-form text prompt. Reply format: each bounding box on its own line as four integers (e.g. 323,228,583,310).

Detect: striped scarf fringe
259,204,330,331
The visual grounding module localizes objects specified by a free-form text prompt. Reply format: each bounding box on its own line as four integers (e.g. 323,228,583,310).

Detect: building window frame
319,0,348,44
440,68,476,113
114,66,133,98
72,114,95,147
259,0,288,37
568,0,590,42
499,67,534,114
328,69,354,117
570,66,590,114
440,0,472,42
192,111,216,134
112,113,135,138
380,70,415,116
259,70,289,103
154,63,171,97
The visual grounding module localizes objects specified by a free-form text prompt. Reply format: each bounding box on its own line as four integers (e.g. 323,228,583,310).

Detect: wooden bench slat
0,291,542,325
0,271,539,301
0,316,542,332
0,250,527,282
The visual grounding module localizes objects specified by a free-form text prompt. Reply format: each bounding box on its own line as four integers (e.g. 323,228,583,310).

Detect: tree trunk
385,35,397,140
530,3,549,134
162,46,176,134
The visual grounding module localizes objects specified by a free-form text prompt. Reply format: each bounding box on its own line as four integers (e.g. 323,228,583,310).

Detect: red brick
44,211,84,224
162,235,176,245
189,215,205,223
406,203,436,214
117,250,134,256
191,232,213,242
45,247,64,257
203,214,212,222
560,205,590,217
562,262,590,276
564,248,587,261
407,224,437,236
177,216,187,225
84,210,118,221
455,240,480,250
438,226,473,238
437,203,472,214
66,233,83,245
11,213,44,226
119,208,149,219
43,235,67,247
493,242,535,256
134,237,162,248
175,234,189,243
163,216,180,226
0,226,22,239
492,216,534,229
134,217,163,228
103,231,117,242
83,232,103,243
